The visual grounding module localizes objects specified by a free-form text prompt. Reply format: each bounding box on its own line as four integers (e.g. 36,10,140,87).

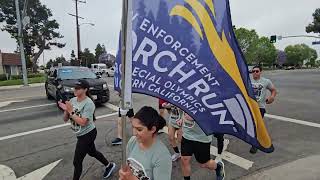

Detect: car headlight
103,84,108,90
64,86,74,92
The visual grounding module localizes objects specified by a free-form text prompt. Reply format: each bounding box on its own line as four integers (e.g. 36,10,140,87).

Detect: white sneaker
223,139,230,152
171,153,181,162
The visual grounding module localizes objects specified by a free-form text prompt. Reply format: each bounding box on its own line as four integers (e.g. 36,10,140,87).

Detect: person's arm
66,101,92,126
266,80,277,104
63,111,70,122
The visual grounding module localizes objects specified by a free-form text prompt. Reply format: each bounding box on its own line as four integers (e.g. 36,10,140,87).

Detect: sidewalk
0,83,45,90
240,155,320,180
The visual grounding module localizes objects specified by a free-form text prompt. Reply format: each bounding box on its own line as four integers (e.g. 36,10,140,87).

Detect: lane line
0,103,56,113
265,114,320,128
162,127,253,170
0,112,118,141
105,103,119,111
0,95,46,102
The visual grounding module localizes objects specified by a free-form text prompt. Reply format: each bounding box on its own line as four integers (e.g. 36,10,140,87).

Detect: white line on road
0,103,56,113
0,112,118,141
266,114,320,128
0,159,61,180
162,127,253,170
0,95,46,102
0,100,25,108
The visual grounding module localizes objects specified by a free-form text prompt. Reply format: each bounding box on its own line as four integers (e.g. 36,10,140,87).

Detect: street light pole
15,0,28,86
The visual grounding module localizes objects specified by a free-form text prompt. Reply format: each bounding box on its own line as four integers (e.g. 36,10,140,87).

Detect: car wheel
45,86,54,100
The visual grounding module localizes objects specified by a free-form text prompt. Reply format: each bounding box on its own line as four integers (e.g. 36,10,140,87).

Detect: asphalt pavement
0,69,319,180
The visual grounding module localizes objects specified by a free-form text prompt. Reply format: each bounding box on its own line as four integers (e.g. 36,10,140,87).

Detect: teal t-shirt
182,119,212,143
70,97,96,137
126,136,172,180
251,77,273,108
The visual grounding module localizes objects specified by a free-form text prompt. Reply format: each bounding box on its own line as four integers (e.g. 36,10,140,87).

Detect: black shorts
181,137,211,164
260,108,266,118
118,108,134,118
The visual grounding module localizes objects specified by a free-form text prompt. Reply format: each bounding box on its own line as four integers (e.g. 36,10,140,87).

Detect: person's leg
194,141,225,179
168,126,181,161
87,129,115,178
250,108,266,154
87,129,109,166
180,137,193,180
112,109,122,145
117,117,122,139
181,156,192,179
73,137,89,180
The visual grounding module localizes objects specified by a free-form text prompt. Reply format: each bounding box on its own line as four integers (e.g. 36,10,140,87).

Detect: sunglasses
252,70,260,73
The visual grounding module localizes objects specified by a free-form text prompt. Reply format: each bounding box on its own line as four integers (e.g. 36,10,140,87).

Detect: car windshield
58,68,97,80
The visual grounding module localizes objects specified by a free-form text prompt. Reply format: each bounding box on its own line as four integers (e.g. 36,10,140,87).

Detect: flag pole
120,0,129,166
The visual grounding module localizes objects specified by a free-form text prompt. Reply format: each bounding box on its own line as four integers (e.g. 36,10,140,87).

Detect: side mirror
96,74,102,79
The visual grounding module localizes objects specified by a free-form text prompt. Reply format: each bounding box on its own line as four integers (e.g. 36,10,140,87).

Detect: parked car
285,66,295,70
105,66,115,77
45,66,110,107
91,63,108,75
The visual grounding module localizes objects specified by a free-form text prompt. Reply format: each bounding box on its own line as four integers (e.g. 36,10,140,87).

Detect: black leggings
73,128,109,180
214,134,224,154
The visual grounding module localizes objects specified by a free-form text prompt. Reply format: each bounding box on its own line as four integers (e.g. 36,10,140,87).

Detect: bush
5,73,44,80
0,74,8,81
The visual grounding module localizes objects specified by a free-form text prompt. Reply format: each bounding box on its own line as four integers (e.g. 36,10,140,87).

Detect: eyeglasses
252,70,260,73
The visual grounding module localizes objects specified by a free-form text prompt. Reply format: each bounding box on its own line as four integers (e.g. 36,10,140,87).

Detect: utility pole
69,0,86,66
15,0,28,86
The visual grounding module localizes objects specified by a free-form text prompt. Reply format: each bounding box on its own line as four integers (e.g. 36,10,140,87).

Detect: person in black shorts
180,113,225,180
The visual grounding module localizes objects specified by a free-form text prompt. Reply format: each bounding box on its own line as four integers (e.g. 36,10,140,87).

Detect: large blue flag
115,0,274,153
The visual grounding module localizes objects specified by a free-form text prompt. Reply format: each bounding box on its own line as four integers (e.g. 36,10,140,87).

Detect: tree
285,44,318,67
306,8,320,34
53,55,68,66
0,0,65,72
46,59,54,69
70,50,79,66
95,43,106,61
234,28,259,65
253,37,277,66
81,48,95,67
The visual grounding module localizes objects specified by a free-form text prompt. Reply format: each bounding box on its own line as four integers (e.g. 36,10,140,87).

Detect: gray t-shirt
126,136,172,180
182,119,212,143
70,97,96,137
251,77,273,108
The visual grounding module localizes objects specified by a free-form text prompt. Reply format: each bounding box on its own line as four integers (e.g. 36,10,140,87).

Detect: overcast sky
0,0,319,65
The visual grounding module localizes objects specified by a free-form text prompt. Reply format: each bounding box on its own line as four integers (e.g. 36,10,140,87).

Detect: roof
1,53,22,66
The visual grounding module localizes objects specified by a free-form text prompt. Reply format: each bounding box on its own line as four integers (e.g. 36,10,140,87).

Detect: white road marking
105,103,119,111
0,112,118,141
0,103,56,113
0,95,45,102
265,114,320,128
162,127,254,170
0,159,61,180
0,100,25,108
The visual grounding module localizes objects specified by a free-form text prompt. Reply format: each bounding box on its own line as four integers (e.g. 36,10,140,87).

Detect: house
0,50,22,76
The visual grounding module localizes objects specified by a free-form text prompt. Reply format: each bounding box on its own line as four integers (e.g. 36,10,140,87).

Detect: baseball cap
75,79,90,89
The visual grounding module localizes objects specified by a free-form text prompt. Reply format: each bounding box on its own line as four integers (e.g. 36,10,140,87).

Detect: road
0,69,319,180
